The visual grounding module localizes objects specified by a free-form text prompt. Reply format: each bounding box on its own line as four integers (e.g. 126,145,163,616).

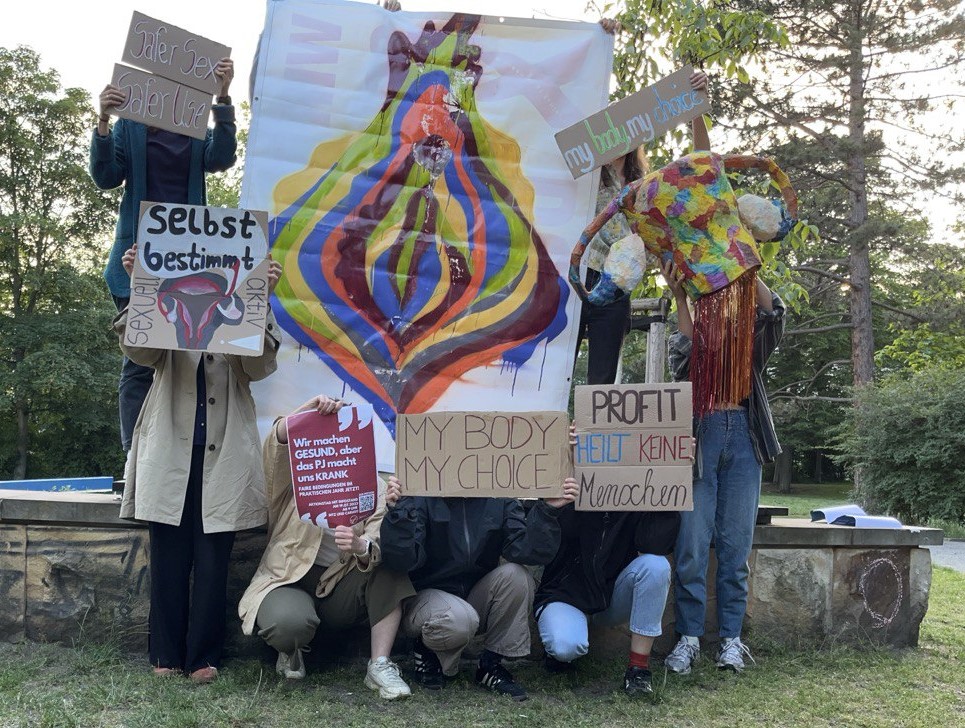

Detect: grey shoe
715,637,755,673
665,638,700,675
275,648,306,680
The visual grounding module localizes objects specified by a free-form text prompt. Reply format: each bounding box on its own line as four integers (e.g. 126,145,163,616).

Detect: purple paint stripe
283,69,336,86
291,14,343,38
286,50,339,65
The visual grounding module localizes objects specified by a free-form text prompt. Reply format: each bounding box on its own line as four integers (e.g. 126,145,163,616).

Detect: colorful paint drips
269,15,568,433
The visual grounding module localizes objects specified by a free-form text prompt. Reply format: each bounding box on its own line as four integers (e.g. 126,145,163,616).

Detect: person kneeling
379,480,577,700
534,484,680,698
238,395,415,700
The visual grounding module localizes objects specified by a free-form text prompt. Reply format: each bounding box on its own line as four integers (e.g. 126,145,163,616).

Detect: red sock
629,651,649,669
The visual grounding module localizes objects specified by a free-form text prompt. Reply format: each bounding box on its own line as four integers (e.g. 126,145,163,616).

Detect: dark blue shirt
145,129,192,204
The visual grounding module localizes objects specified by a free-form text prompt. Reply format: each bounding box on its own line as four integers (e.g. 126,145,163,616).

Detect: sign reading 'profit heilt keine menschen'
573,383,694,511
126,202,271,356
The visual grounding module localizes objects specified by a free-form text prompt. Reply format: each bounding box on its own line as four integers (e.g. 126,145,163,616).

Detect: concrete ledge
755,517,943,547
0,492,135,529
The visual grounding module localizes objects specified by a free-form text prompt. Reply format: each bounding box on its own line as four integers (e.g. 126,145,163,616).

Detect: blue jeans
537,554,671,663
113,295,154,451
674,409,761,639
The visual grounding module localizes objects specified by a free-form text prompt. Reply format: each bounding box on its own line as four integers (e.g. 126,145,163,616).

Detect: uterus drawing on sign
157,262,245,350
269,14,569,435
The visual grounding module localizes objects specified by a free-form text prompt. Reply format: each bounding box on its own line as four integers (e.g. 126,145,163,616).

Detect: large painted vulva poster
242,0,613,469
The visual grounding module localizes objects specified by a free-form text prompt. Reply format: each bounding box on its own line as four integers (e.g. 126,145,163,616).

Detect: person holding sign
238,395,415,700
113,245,281,683
662,255,786,674
534,466,680,696
90,57,237,453
379,482,578,701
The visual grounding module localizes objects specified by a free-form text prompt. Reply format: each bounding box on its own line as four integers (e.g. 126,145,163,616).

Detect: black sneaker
412,636,445,690
623,666,654,697
475,660,528,701
542,654,575,674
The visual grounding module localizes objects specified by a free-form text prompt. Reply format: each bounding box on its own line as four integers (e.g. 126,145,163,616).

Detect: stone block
0,525,26,642
746,547,833,647
24,526,149,648
828,547,929,647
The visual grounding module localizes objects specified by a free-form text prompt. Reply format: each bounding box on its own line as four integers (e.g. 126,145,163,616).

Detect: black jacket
380,496,562,599
534,508,680,616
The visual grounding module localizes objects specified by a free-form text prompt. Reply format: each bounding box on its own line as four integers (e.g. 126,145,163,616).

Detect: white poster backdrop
243,0,612,470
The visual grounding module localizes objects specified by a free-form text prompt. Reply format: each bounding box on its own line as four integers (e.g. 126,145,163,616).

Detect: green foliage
206,102,250,209
0,46,123,479
837,367,965,523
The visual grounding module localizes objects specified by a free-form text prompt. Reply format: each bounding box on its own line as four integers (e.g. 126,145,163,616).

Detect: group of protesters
89,7,786,704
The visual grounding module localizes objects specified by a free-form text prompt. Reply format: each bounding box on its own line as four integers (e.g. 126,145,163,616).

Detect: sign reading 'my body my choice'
555,65,707,179
573,383,694,511
126,202,270,356
396,412,570,498
111,12,231,139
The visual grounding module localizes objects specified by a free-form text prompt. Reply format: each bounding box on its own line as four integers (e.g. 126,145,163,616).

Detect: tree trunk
846,3,874,388
846,1,874,500
774,448,793,494
14,402,29,480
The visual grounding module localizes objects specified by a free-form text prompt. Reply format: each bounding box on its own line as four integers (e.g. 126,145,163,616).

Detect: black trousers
148,445,235,672
577,271,631,386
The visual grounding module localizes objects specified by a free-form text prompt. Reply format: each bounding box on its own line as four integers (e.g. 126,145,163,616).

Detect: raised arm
570,194,627,301
722,154,798,218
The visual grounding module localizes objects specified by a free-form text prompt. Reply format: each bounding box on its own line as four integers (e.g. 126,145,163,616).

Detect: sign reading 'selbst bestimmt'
573,383,694,511
126,202,271,356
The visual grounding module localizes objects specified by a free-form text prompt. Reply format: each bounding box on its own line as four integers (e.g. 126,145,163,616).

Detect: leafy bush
837,367,965,523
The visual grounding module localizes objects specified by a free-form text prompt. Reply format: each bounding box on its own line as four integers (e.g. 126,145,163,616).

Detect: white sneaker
715,637,755,673
365,656,412,700
275,648,306,680
665,637,700,675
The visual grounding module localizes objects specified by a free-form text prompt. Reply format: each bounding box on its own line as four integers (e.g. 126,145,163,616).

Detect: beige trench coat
238,418,387,635
114,307,280,533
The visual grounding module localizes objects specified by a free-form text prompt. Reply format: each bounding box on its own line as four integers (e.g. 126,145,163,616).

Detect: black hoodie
533,507,680,616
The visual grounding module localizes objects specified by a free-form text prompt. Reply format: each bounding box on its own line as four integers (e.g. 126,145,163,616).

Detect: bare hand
599,18,621,35
544,477,579,509
690,70,709,92
661,259,687,301
266,255,282,295
386,475,403,508
122,245,137,276
309,394,343,416
214,57,234,96
334,525,367,555
382,0,402,10
99,84,126,117
569,422,577,447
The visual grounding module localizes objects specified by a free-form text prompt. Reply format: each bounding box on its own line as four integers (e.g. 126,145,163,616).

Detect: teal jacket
89,104,237,297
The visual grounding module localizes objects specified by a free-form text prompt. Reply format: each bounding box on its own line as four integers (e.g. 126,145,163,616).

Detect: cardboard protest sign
125,202,271,355
555,65,708,179
573,383,694,511
111,64,211,140
122,12,231,95
287,405,379,528
396,412,570,498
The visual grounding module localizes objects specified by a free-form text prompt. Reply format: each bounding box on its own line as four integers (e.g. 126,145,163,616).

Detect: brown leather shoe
189,667,218,684
152,667,181,677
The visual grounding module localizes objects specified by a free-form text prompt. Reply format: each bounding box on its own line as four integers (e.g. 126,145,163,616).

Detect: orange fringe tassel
691,272,756,418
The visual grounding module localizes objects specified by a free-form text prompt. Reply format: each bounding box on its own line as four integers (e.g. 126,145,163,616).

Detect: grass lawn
759,481,965,537
3,567,965,727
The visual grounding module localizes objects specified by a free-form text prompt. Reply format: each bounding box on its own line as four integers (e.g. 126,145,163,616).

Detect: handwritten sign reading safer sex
396,412,570,498
122,12,231,96
573,383,694,511
555,65,708,179
126,202,271,355
287,405,379,528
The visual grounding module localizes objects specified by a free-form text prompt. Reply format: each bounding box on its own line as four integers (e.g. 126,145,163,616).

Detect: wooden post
645,298,669,383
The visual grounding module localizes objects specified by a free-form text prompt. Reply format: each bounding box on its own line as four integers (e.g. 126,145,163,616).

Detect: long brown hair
601,148,648,188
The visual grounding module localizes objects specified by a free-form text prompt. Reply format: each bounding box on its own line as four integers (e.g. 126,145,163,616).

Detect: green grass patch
759,481,852,518
4,569,965,727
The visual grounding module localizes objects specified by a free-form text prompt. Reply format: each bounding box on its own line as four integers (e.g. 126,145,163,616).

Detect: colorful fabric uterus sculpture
269,14,568,434
571,152,798,414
